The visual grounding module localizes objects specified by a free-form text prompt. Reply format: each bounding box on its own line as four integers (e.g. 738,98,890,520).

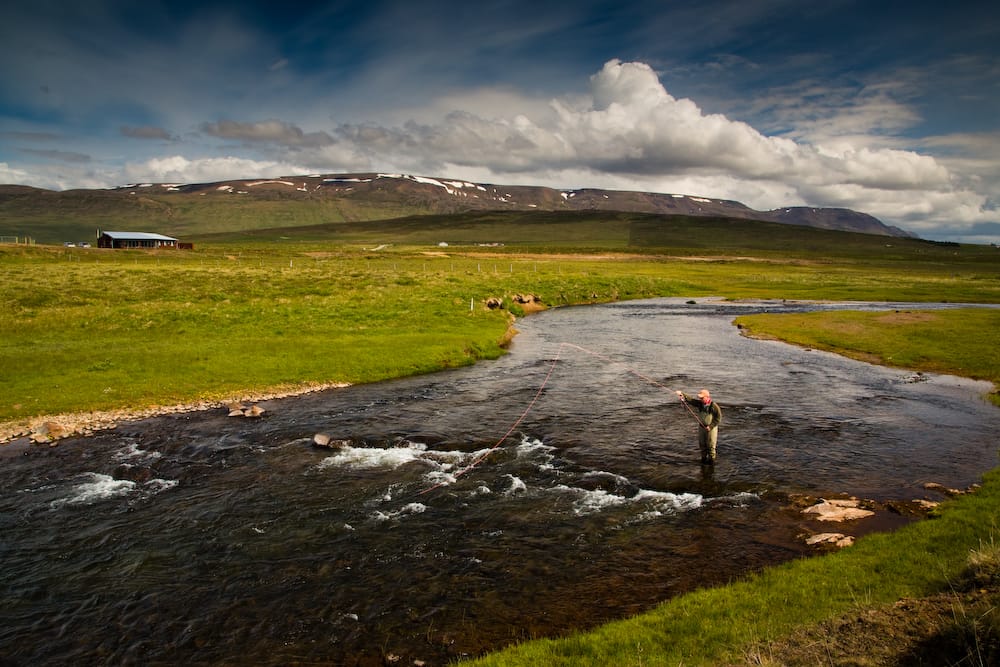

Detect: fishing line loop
418,342,704,494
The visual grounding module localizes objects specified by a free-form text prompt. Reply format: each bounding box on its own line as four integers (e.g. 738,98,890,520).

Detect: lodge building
97,231,180,249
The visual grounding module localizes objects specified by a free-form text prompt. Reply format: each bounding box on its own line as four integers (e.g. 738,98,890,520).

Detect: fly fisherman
676,389,722,465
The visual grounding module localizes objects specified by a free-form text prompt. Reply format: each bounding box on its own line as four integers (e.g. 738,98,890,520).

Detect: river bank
0,381,350,447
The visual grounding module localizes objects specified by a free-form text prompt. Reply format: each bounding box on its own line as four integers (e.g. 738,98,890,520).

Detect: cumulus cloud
90,59,991,239
300,60,950,201
0,162,34,184
279,59,991,239
122,155,310,185
0,162,120,191
298,62,964,199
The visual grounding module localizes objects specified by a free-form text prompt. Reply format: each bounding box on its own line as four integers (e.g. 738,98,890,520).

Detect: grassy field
735,308,1000,406
2,236,998,425
2,220,1000,665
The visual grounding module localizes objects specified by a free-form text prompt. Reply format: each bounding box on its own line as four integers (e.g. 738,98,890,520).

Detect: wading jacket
680,394,722,430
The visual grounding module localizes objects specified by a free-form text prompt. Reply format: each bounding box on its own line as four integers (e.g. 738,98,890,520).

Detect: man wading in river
676,389,722,465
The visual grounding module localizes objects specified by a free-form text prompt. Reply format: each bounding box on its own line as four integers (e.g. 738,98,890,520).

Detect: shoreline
0,381,351,446
0,312,525,448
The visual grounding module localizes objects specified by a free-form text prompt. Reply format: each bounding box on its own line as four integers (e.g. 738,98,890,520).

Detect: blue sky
1,0,998,242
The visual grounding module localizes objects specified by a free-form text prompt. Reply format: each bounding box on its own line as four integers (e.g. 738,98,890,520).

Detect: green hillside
3,183,980,260
189,209,994,263
0,186,430,243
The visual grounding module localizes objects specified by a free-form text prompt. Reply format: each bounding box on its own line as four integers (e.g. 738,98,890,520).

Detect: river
1,298,997,665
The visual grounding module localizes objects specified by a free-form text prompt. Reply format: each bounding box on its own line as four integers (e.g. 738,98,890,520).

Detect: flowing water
2,298,998,665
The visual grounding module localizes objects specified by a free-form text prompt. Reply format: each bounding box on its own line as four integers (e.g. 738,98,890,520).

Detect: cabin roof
100,231,178,241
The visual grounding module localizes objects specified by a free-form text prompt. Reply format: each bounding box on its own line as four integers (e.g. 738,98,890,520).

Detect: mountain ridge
0,172,915,239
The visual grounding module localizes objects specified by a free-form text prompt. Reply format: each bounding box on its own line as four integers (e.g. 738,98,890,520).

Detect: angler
676,389,723,465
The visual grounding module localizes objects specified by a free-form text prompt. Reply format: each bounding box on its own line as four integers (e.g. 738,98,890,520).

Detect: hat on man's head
697,389,711,399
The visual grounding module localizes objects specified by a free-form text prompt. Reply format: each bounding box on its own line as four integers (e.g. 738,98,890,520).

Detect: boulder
42,421,70,439
924,482,962,496
244,405,265,418
226,403,264,417
805,532,855,548
802,498,875,522
312,433,346,450
485,297,504,309
29,421,72,444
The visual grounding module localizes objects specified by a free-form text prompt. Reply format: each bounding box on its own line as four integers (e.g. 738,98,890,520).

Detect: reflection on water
1,298,997,665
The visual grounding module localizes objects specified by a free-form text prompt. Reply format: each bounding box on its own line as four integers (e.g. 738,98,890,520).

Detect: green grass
0,247,516,419
734,309,1000,406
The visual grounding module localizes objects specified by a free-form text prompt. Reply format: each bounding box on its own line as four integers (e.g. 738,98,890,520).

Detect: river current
2,298,997,665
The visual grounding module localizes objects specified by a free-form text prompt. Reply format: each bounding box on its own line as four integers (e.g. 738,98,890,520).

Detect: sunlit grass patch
734,308,1000,406
969,535,1000,587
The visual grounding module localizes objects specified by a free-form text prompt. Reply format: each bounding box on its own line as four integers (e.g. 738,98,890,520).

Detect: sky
1,1,998,243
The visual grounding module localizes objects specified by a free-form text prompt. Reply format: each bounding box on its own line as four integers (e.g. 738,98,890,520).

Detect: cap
697,389,711,399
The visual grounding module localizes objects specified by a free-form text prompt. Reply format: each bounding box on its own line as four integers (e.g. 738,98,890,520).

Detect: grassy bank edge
735,308,1000,409
460,308,1000,666
463,474,1000,666
0,316,519,445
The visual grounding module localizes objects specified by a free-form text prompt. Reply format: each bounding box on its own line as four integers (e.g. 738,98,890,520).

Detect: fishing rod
562,342,710,429
418,341,707,494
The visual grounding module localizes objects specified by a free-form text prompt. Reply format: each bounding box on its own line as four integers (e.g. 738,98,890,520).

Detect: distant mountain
0,172,914,240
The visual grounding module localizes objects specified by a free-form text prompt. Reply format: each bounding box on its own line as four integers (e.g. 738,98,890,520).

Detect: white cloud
0,162,34,185
312,59,995,239
122,156,310,185
287,60,988,228
298,60,958,202
0,163,120,192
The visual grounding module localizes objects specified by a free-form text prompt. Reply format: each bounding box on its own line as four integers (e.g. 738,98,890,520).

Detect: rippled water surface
2,298,997,665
